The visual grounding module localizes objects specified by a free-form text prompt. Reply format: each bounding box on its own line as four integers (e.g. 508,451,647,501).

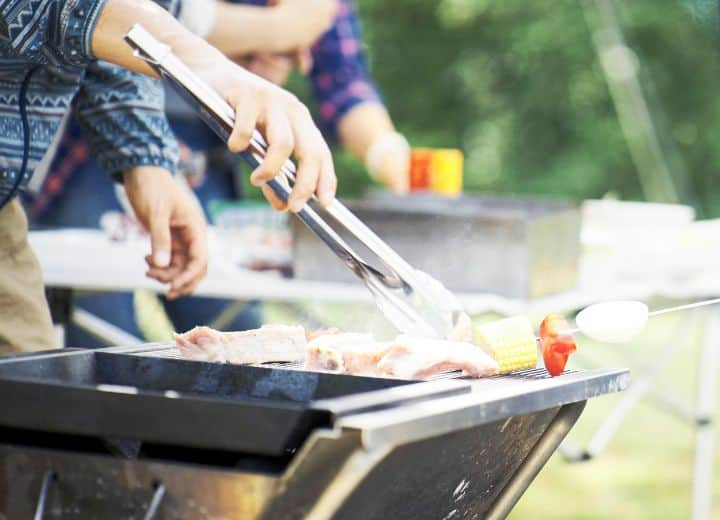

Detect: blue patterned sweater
0,0,178,207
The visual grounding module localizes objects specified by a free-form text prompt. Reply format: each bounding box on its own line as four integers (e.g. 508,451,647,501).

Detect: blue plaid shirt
0,0,178,208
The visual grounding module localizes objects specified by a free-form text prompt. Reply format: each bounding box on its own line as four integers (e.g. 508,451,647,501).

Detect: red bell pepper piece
539,313,577,377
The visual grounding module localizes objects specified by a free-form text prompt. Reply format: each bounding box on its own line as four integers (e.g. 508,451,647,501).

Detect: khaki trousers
0,199,57,354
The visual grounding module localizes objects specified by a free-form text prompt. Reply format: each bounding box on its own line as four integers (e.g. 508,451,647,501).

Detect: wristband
365,132,410,181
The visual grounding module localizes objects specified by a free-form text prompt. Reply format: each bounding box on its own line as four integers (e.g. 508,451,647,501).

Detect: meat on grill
174,324,307,364
306,333,499,380
175,325,499,380
305,333,390,375
378,336,499,379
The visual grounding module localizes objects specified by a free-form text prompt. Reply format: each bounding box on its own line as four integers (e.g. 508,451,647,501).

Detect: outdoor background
177,1,720,517
278,0,720,216
295,1,718,517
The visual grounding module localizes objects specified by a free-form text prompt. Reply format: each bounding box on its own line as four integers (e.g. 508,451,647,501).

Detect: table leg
209,301,250,330
72,308,143,346
692,308,719,520
560,310,697,461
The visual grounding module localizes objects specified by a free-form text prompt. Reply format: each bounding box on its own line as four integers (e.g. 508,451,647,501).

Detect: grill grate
131,346,567,380
133,346,307,370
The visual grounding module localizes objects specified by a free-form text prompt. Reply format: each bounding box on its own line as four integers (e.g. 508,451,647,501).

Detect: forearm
337,102,396,162
206,3,281,55
338,101,409,193
92,0,227,78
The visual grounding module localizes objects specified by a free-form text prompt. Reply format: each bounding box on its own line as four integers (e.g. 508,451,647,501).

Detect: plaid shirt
300,0,383,138
28,0,382,216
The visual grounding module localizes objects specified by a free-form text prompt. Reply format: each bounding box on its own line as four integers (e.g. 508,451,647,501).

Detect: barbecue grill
0,346,628,519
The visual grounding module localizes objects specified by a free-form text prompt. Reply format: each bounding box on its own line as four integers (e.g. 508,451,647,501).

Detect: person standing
0,0,336,353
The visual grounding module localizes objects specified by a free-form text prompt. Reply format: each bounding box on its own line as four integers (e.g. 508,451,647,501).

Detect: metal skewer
645,297,720,318
124,24,469,340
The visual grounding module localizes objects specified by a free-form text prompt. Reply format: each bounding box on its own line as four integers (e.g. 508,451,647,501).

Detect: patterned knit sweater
0,0,179,206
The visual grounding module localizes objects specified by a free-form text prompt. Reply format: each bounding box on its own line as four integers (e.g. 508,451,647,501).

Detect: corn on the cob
474,316,538,373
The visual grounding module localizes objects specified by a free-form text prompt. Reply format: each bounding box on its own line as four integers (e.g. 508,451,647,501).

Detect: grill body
0,345,628,519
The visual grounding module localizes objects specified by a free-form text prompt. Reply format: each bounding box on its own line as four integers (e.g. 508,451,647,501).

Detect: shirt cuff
104,148,179,182
59,0,111,65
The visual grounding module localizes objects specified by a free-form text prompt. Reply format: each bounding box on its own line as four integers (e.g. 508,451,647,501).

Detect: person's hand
196,54,337,211
123,166,208,300
268,0,339,51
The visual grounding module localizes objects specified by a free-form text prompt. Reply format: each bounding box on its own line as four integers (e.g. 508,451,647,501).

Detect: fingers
288,155,319,213
148,204,172,268
167,222,209,300
141,176,208,299
145,254,183,284
167,255,205,299
227,92,260,154
261,184,288,211
317,153,337,206
250,105,294,187
221,68,336,213
288,111,337,208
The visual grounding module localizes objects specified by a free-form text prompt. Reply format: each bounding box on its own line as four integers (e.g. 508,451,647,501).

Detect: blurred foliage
283,0,720,216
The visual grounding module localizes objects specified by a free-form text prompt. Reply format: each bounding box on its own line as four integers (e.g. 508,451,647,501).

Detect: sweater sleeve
73,59,178,176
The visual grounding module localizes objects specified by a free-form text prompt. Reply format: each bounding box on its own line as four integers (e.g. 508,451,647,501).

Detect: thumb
149,205,172,268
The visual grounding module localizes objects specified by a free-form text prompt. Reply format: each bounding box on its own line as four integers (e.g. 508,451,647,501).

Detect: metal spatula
124,24,469,340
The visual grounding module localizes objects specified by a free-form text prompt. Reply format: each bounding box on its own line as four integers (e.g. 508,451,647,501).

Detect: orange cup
409,148,433,191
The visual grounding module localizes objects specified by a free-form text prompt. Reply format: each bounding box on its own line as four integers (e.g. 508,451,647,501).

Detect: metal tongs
124,24,469,340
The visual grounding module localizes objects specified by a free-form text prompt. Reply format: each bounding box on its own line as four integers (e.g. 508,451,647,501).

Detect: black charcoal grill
0,345,628,519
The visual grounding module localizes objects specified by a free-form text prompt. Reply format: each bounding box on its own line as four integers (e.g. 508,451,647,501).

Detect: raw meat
175,324,307,364
378,335,499,379
305,333,375,372
340,342,393,376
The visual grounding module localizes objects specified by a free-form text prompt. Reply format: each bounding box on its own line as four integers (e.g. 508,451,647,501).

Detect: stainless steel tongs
125,24,469,340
